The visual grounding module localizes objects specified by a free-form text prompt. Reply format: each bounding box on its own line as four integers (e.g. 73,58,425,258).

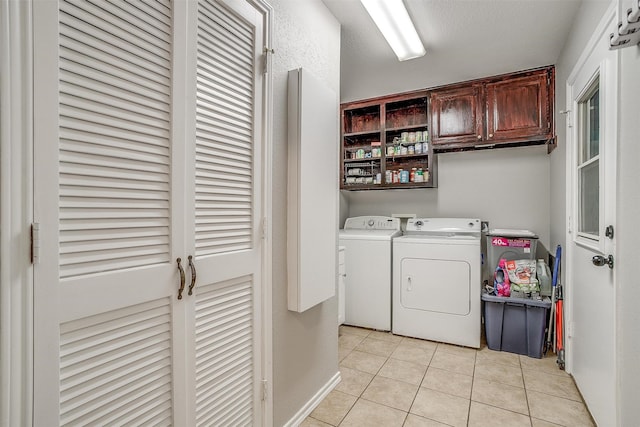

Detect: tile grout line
466,349,477,426
337,332,394,427
521,356,535,427
401,342,432,426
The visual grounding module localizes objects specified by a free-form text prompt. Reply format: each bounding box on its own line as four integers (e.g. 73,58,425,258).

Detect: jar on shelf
415,142,422,154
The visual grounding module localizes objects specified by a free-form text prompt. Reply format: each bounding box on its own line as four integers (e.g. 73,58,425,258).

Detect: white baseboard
283,371,341,427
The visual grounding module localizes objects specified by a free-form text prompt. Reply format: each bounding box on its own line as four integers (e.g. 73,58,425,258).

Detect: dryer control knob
367,219,375,227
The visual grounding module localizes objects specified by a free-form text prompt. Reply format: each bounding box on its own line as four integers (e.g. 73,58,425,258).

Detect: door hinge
568,321,575,338
261,379,268,401
31,222,41,264
261,217,267,240
263,47,274,75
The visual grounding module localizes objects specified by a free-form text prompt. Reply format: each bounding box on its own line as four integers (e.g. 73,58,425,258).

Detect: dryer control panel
344,216,401,231
406,218,481,234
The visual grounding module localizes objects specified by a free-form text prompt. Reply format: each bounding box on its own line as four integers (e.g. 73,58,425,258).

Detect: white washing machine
393,218,481,348
339,216,401,331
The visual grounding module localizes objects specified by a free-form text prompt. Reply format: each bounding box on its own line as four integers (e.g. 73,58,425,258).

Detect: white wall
269,0,341,425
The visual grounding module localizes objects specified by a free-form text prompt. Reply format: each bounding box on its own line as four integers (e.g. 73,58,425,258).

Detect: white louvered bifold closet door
186,0,265,425
33,0,186,425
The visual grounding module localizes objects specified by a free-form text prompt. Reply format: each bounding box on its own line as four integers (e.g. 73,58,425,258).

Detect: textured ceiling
321,0,589,101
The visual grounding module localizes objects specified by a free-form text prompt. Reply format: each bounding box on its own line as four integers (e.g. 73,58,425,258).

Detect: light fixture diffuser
361,0,426,61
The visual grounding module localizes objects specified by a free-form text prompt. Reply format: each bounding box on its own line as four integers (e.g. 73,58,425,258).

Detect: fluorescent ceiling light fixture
361,0,426,61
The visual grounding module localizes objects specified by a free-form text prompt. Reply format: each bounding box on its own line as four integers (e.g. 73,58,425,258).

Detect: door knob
592,255,614,269
477,135,482,140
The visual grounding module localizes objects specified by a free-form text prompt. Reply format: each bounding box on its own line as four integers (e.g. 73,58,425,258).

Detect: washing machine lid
339,229,402,241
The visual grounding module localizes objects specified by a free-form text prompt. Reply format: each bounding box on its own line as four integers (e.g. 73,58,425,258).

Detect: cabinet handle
176,258,186,300
407,276,412,292
477,135,482,140
188,255,197,295
489,133,494,138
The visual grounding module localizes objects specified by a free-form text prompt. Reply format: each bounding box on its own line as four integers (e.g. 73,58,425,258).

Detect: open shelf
340,91,437,190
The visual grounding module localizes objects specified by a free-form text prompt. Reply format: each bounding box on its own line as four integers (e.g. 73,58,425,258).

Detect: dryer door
400,258,471,315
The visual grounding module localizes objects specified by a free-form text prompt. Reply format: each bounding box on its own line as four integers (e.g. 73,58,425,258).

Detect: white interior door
565,10,618,426
33,0,186,424
183,0,266,425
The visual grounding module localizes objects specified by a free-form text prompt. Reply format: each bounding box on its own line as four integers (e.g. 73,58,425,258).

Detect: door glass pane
577,77,600,238
581,87,600,162
579,160,599,236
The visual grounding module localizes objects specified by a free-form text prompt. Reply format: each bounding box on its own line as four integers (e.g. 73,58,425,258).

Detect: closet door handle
188,255,197,295
177,258,186,300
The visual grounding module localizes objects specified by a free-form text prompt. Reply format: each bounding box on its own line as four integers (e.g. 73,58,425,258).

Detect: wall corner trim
282,371,341,427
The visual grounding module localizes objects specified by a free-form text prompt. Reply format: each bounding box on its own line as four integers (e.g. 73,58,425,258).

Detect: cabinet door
485,72,551,143
430,85,484,148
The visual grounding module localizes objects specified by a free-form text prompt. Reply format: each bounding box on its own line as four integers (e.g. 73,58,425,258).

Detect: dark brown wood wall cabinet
430,66,555,152
339,66,556,191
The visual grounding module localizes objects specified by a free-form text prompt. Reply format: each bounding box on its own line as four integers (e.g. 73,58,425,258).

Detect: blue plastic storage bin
482,292,551,358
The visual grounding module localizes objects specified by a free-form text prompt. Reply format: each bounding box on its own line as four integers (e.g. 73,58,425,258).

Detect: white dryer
393,218,481,348
339,216,401,331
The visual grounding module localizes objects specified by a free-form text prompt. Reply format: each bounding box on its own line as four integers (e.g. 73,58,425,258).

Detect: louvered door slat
61,92,171,129
65,0,171,51
197,58,253,100
59,298,173,426
197,86,253,121
61,82,170,121
61,107,170,139
126,0,172,27
60,55,170,102
196,102,253,134
60,127,170,153
197,73,252,113
59,0,171,283
196,128,252,152
195,274,254,426
62,138,169,164
59,8,171,73
198,28,253,73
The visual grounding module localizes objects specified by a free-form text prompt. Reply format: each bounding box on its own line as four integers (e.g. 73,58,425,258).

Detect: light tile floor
302,325,594,427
